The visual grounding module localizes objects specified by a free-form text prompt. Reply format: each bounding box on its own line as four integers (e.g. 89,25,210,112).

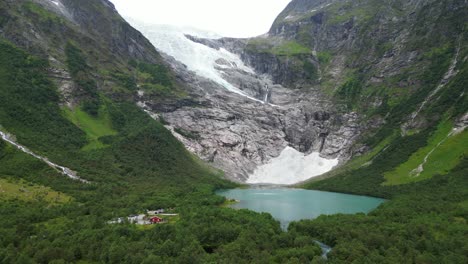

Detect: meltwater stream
0,130,88,183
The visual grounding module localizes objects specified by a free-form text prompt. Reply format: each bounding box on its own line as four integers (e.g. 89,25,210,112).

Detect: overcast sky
110,0,292,37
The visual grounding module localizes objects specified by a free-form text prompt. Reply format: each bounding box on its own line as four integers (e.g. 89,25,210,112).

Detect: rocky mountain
130,25,363,183
0,0,229,187
1,0,466,185
133,0,467,183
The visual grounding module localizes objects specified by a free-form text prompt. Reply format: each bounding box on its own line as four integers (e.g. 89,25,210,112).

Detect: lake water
216,188,386,230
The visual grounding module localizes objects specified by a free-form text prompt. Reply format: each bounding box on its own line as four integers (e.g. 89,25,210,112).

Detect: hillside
218,0,468,191
132,0,467,184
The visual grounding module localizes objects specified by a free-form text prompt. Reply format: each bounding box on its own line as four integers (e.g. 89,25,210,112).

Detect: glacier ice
128,22,263,102
247,147,338,185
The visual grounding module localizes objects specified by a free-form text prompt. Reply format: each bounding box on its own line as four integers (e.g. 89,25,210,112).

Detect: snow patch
43,0,74,21
247,147,338,185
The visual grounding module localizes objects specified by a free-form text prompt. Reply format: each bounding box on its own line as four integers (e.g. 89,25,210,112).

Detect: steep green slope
292,160,468,263
244,1,467,191
260,0,468,192
279,2,468,260
0,2,328,263
302,45,467,196
0,39,228,187
63,106,117,151
0,41,87,155
384,121,467,185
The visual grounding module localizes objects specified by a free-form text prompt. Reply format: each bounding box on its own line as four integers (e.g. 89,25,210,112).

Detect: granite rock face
137,46,363,182
138,0,468,182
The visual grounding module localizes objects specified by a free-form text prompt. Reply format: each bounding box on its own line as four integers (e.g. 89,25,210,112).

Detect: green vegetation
335,76,363,110
63,105,117,151
304,129,436,198
23,1,63,24
271,41,311,56
292,161,468,263
246,39,311,56
65,42,101,116
127,59,188,98
135,61,173,88
245,38,319,84
0,40,324,263
1,0,467,262
385,120,468,185
302,60,318,81
0,178,71,204
325,0,378,25
174,127,200,140
304,133,397,184
111,72,137,91
245,38,274,54
305,48,467,194
0,41,87,156
220,198,239,208
317,51,332,64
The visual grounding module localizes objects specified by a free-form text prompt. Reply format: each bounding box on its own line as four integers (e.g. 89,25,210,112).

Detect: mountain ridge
175,0,467,185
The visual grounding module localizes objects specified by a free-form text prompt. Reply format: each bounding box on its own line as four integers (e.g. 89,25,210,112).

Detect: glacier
125,20,340,183
128,22,264,102
247,147,339,185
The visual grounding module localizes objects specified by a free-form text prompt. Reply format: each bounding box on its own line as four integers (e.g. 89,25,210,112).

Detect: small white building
147,209,165,215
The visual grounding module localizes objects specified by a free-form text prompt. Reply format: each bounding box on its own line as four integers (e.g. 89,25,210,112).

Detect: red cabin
149,216,163,224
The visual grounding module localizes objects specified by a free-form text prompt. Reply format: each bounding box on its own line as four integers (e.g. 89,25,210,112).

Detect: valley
0,0,466,263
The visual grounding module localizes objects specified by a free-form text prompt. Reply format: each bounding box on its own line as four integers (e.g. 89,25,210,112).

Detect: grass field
384,121,467,185
63,105,117,151
271,41,312,56
0,178,71,204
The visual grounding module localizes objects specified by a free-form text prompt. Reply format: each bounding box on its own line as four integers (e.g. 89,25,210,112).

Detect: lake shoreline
216,187,386,229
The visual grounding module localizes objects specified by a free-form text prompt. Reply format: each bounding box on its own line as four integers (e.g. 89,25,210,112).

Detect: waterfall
0,129,89,183
410,40,461,122
410,125,466,177
263,84,270,103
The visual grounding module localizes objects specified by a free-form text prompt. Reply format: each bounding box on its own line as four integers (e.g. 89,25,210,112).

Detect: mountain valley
0,0,466,263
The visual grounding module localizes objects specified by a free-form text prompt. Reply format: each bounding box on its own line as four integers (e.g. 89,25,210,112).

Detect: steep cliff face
259,0,468,187
142,0,467,183
58,0,162,63
133,23,365,182
0,0,189,110
3,0,465,184
260,0,467,119
152,84,362,182
0,0,227,189
1,0,161,63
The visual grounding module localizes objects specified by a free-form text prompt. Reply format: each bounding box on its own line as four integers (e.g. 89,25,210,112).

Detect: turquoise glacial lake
217,188,386,229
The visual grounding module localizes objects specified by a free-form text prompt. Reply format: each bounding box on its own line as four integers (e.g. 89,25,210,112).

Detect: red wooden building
149,216,163,224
